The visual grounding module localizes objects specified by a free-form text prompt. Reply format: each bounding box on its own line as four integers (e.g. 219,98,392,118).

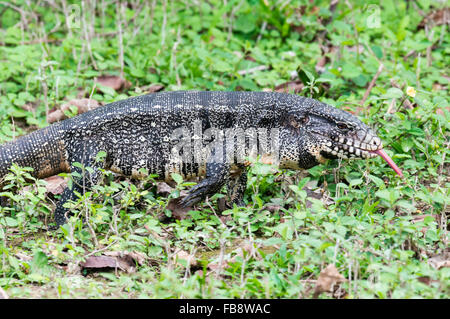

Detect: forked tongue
371,149,404,178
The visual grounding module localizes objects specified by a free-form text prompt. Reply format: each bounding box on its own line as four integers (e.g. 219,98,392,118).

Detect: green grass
0,0,448,298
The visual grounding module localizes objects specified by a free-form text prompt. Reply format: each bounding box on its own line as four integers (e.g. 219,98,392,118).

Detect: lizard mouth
320,135,382,160
318,135,404,177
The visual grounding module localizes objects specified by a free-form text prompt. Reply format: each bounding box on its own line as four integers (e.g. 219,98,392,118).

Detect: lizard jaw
319,135,382,160
317,136,404,177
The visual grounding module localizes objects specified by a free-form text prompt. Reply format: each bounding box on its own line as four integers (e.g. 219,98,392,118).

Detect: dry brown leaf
65,98,100,113
264,204,283,213
81,251,147,273
21,102,38,112
156,182,174,196
47,98,100,123
417,276,431,285
291,24,305,34
275,81,304,94
416,276,441,286
81,256,118,269
313,264,346,298
173,249,198,268
167,197,193,220
44,176,67,195
104,251,147,266
417,275,441,286
428,252,450,270
104,251,146,273
46,110,64,123
145,84,165,93
418,8,450,29
315,56,328,73
95,75,129,91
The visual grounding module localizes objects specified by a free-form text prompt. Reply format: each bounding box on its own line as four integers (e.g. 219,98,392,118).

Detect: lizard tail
0,124,70,180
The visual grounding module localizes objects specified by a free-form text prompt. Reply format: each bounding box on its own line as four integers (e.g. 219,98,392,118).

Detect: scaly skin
0,91,383,227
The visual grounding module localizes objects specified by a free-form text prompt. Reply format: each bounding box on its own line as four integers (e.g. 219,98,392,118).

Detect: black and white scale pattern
0,91,382,227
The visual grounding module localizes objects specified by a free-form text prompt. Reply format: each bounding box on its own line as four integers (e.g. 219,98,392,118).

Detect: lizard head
278,97,384,170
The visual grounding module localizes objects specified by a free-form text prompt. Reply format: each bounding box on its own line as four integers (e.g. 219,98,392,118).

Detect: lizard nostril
371,137,381,147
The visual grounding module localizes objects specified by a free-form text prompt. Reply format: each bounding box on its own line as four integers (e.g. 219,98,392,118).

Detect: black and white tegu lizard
0,91,403,227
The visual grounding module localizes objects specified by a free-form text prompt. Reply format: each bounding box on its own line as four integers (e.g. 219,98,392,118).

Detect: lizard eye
337,123,349,130
299,116,309,124
288,115,309,129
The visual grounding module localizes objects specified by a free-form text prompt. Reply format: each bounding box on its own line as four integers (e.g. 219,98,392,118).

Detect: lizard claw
179,196,200,208
179,181,213,207
179,191,203,208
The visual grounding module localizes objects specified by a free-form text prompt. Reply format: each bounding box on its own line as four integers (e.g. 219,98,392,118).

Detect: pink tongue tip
371,149,404,178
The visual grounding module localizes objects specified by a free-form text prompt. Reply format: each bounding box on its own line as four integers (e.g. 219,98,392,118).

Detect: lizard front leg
180,142,231,208
179,161,230,208
226,165,248,207
53,143,105,228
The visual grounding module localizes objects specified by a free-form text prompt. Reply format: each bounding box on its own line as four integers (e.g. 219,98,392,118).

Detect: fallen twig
360,63,383,106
